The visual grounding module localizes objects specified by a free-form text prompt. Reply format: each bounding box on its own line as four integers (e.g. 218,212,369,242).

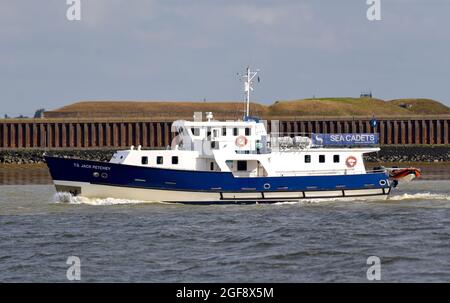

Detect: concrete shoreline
0,145,449,164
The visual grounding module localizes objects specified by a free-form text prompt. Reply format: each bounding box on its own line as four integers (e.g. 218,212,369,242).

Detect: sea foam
52,192,154,206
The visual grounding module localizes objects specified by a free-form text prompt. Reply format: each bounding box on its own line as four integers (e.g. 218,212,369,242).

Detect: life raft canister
235,135,248,147
345,156,357,168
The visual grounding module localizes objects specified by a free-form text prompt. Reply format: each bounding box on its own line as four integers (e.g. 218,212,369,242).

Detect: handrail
274,168,388,176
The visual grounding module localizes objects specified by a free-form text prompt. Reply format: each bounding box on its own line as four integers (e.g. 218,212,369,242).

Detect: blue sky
1,0,449,117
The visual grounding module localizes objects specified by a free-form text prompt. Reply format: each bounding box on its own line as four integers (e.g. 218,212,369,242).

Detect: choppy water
1,180,450,282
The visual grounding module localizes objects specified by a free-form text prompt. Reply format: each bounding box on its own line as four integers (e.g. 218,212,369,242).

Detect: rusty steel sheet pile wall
0,117,449,149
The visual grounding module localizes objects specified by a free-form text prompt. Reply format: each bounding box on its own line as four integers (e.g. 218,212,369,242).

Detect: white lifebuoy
345,156,357,168
235,136,248,147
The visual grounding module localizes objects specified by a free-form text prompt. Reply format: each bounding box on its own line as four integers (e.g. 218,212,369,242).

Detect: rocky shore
0,150,116,164
363,145,450,163
0,146,449,164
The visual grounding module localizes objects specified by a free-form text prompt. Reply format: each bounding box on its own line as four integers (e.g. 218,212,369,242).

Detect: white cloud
77,0,160,29
230,5,294,26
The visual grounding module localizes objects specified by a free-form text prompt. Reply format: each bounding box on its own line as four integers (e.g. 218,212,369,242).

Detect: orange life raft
389,168,421,182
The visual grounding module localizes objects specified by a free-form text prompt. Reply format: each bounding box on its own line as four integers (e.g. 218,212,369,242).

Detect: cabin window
305,155,311,163
245,128,251,136
225,160,233,169
191,128,200,136
141,156,148,165
222,127,227,136
211,141,219,149
319,155,325,163
210,162,214,171
237,160,247,171
233,127,238,136
207,127,211,138
172,156,179,165
213,129,218,138
157,156,163,164
333,155,340,163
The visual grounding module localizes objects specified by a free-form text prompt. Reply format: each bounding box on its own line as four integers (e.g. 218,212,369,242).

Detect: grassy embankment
47,98,450,118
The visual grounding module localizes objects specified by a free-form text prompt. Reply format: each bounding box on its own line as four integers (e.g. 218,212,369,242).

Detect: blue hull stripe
45,156,391,193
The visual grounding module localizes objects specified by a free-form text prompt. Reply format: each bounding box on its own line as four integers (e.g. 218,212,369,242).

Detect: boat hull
46,156,391,204
53,180,389,204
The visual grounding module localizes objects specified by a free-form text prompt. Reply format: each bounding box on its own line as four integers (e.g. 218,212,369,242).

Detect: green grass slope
268,98,413,117
51,101,268,117
389,99,450,115
268,97,450,117
46,98,450,118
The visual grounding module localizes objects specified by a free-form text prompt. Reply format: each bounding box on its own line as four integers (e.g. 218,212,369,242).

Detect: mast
240,66,259,118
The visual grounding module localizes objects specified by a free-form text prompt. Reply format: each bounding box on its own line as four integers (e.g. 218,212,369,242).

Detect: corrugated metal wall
0,117,449,149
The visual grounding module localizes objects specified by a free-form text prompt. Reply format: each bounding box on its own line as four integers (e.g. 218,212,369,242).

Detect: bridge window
222,127,227,136
333,155,340,163
237,160,247,171
233,127,238,136
305,155,311,163
245,128,251,136
319,155,325,163
141,156,148,165
225,160,233,169
191,128,200,136
157,156,163,164
172,156,178,165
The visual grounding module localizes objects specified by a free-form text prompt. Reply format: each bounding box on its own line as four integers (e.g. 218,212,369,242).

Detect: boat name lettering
73,163,111,171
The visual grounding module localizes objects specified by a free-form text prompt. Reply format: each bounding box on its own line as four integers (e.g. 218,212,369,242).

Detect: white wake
388,192,450,201
273,192,450,205
52,192,155,206
52,191,450,206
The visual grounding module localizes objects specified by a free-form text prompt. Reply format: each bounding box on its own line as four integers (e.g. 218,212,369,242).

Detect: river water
0,167,449,282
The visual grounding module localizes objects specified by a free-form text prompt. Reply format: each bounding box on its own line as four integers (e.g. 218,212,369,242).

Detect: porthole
93,172,100,178
101,173,108,179
379,179,387,186
263,183,271,190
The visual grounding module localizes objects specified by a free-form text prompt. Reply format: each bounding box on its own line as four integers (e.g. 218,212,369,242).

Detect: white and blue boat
46,68,418,204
